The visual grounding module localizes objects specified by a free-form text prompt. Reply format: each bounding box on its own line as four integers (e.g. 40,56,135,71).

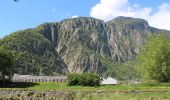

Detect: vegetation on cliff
0,30,68,75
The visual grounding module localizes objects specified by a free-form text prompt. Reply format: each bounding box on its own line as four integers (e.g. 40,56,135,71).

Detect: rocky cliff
1,16,170,75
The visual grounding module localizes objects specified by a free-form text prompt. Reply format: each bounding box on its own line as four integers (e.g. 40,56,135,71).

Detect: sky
0,0,170,38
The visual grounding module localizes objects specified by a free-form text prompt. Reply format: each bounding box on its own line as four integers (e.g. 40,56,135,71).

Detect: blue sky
0,0,170,38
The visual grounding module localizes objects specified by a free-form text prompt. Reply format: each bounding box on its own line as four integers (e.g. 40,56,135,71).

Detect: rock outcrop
1,16,170,75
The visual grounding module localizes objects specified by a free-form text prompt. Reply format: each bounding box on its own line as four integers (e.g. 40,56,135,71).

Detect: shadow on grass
0,81,39,88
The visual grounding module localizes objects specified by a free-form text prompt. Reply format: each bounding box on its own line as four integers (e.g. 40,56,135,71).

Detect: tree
136,34,170,82
0,48,14,86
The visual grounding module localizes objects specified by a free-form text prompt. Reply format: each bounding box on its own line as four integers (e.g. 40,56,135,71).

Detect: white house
101,77,118,85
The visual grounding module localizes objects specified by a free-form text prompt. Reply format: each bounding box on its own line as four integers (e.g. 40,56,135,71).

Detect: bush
67,73,81,86
67,73,100,86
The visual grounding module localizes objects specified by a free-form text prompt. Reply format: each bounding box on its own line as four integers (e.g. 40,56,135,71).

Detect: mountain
0,16,170,76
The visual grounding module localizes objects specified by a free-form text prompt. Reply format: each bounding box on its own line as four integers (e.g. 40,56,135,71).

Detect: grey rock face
35,16,170,74
2,16,170,74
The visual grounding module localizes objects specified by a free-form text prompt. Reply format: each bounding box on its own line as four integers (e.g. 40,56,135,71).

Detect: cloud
90,0,170,30
90,0,152,21
71,15,79,18
148,3,170,30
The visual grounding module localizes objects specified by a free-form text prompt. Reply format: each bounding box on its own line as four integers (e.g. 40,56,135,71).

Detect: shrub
67,73,100,86
67,73,81,86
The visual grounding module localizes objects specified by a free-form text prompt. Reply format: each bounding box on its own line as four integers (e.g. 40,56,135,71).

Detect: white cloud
90,0,170,30
148,3,170,30
71,15,79,18
90,0,152,21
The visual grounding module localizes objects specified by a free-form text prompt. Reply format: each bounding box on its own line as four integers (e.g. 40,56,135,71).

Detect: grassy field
0,82,170,100
1,82,168,91
25,82,169,91
74,92,170,100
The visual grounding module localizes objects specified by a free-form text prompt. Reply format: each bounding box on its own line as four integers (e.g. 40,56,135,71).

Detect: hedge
67,73,100,86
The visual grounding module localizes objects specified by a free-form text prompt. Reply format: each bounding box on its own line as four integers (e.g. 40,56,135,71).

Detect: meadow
0,82,170,100
1,81,169,91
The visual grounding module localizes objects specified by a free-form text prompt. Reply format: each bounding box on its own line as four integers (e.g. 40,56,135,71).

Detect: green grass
1,82,169,91
0,82,170,100
29,82,170,91
74,92,170,100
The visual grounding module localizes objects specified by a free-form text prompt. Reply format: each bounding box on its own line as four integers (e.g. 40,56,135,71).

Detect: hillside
0,16,170,77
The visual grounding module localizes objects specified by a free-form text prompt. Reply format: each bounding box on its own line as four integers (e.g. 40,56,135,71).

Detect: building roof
13,74,67,80
101,77,117,85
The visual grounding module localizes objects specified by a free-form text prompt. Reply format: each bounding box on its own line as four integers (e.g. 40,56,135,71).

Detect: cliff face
1,16,170,75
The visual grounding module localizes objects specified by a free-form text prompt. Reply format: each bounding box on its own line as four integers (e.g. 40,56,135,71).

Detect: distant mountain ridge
0,16,170,75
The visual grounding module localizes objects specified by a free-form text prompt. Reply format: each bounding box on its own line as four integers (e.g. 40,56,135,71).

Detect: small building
12,74,67,82
101,77,118,85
